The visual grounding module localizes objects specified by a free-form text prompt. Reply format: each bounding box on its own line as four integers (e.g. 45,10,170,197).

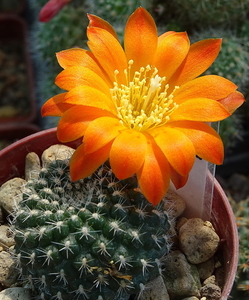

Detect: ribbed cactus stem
12,158,172,300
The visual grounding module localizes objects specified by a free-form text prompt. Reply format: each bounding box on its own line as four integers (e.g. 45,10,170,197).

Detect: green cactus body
13,159,171,300
155,0,249,30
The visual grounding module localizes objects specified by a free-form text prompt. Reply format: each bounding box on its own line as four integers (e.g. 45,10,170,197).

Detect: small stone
0,225,15,250
203,275,216,285
25,152,41,181
0,251,18,287
140,276,170,300
0,178,26,214
163,188,186,218
179,218,219,264
41,144,75,167
177,217,188,231
0,287,31,300
197,257,215,281
200,283,221,300
163,250,201,299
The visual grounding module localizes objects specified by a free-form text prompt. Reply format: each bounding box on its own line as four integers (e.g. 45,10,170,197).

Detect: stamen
110,64,179,131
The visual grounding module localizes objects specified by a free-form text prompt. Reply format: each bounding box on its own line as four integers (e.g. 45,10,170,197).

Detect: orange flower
42,7,245,205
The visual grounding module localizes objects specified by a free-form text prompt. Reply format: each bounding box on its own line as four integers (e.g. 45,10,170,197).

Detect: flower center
110,60,179,131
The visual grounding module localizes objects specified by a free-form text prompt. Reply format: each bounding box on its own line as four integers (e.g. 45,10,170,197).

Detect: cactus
84,0,151,24
12,157,171,300
153,0,249,31
32,5,88,66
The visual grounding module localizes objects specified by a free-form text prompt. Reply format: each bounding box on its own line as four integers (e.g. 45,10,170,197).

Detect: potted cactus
0,127,240,300
0,7,245,300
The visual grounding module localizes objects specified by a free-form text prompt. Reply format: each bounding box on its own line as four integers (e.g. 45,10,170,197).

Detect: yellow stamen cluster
110,60,179,131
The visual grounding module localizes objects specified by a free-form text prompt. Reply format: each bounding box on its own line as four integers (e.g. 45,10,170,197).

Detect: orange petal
41,93,73,117
64,86,116,113
174,75,238,104
55,66,110,96
150,127,196,176
56,49,111,84
109,130,147,179
218,91,245,113
87,14,119,40
158,31,175,42
170,166,189,190
87,27,127,84
169,39,222,86
57,106,114,142
124,7,158,71
83,117,124,154
168,121,224,165
137,137,170,205
170,98,230,122
70,141,112,181
154,32,190,79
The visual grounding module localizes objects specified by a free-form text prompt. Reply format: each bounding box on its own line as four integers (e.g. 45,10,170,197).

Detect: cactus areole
13,158,172,300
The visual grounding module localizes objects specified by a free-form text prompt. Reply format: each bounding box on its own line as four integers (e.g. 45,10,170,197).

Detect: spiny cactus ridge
12,158,171,300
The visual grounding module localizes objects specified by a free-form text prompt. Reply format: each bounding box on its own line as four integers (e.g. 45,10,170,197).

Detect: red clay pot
0,128,238,300
0,123,40,151
0,15,36,125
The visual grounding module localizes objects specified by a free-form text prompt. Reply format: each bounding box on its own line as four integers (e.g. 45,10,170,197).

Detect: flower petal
150,127,196,176
158,31,175,42
110,130,147,179
169,39,222,86
57,106,114,142
218,91,245,113
168,121,224,165
70,141,112,181
170,98,230,122
154,32,190,80
170,166,189,190
64,86,116,113
83,117,124,154
174,75,238,104
56,49,111,83
124,7,158,71
41,93,73,117
55,66,111,96
87,27,127,84
87,14,119,40
137,137,170,205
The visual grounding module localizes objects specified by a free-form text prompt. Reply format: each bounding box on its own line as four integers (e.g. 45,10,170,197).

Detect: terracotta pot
0,128,239,300
0,15,36,125
0,123,40,151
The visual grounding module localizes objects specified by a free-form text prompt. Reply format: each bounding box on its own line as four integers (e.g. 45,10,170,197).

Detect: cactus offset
12,158,171,300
